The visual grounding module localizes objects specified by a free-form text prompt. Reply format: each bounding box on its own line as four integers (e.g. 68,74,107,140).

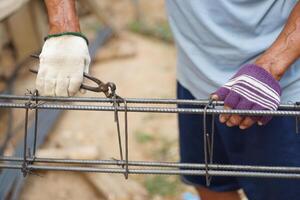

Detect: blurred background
0,0,199,199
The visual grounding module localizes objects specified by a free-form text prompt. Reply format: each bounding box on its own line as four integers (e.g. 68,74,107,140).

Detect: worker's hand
36,35,90,96
212,64,281,129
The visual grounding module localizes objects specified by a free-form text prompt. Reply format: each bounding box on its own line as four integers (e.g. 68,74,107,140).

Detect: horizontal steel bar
0,94,299,110
1,163,300,179
1,157,300,173
1,102,300,116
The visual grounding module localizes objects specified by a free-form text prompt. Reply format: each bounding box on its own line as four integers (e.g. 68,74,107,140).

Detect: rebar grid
1,93,300,186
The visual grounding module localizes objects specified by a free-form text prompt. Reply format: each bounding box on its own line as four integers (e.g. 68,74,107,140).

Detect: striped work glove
214,64,281,125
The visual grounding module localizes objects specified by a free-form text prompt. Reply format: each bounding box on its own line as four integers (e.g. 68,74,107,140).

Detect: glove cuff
44,32,89,45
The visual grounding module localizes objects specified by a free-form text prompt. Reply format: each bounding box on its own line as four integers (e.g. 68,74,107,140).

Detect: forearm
255,2,300,80
44,0,80,34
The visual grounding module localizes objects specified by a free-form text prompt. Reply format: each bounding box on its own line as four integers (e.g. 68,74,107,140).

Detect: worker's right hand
213,64,281,129
36,35,91,97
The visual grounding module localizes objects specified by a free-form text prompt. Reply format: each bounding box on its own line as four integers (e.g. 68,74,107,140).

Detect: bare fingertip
226,121,234,127
79,88,86,94
219,115,226,123
211,94,219,100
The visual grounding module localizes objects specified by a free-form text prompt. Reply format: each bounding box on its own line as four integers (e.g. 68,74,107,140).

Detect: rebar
0,94,298,108
2,156,300,173
1,102,300,116
1,163,300,179
1,94,300,181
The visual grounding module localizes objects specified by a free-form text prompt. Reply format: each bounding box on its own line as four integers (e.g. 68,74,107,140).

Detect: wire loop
203,98,216,186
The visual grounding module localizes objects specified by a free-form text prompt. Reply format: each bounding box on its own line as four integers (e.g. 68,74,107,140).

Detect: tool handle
29,54,117,97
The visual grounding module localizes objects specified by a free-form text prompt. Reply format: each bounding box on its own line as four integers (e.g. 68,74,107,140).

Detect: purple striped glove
214,64,281,125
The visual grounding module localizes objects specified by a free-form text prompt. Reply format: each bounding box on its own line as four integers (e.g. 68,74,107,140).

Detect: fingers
68,76,83,96
220,105,256,129
219,91,240,125
213,87,230,101
227,98,256,128
213,94,233,125
227,114,243,127
43,78,56,96
79,88,87,94
84,56,91,74
252,104,272,125
210,94,219,101
36,67,46,95
212,94,234,125
36,72,82,97
219,105,232,124
239,117,256,129
55,76,70,97
217,90,269,129
36,76,45,95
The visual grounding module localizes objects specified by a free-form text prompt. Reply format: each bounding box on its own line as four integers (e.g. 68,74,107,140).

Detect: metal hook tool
29,54,117,98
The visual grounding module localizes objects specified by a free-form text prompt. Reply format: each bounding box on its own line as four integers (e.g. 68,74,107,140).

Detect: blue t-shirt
166,0,300,103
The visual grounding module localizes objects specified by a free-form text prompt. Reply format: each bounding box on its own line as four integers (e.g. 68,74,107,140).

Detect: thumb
84,63,90,74
84,55,91,74
79,88,87,94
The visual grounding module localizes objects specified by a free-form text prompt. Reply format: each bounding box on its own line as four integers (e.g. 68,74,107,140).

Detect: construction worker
40,0,300,199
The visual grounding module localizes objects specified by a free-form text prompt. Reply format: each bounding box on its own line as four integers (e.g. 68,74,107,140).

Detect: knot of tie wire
24,90,44,109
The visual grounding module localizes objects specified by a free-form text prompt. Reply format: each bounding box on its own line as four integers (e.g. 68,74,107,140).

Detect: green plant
135,130,155,143
144,176,180,197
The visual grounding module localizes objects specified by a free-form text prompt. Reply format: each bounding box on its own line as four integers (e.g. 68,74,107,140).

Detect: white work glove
36,35,91,96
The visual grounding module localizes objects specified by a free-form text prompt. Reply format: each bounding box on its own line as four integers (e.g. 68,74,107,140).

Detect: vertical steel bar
113,98,124,162
203,104,210,186
22,106,29,177
124,99,129,179
32,90,39,157
210,114,215,165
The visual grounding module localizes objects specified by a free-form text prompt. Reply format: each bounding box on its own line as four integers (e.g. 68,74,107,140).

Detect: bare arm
44,0,80,34
255,2,300,80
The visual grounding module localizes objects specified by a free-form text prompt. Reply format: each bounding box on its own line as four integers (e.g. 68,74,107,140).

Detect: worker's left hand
212,64,281,129
36,35,90,97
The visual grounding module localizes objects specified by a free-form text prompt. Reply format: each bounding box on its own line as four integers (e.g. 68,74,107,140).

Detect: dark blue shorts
177,82,300,200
